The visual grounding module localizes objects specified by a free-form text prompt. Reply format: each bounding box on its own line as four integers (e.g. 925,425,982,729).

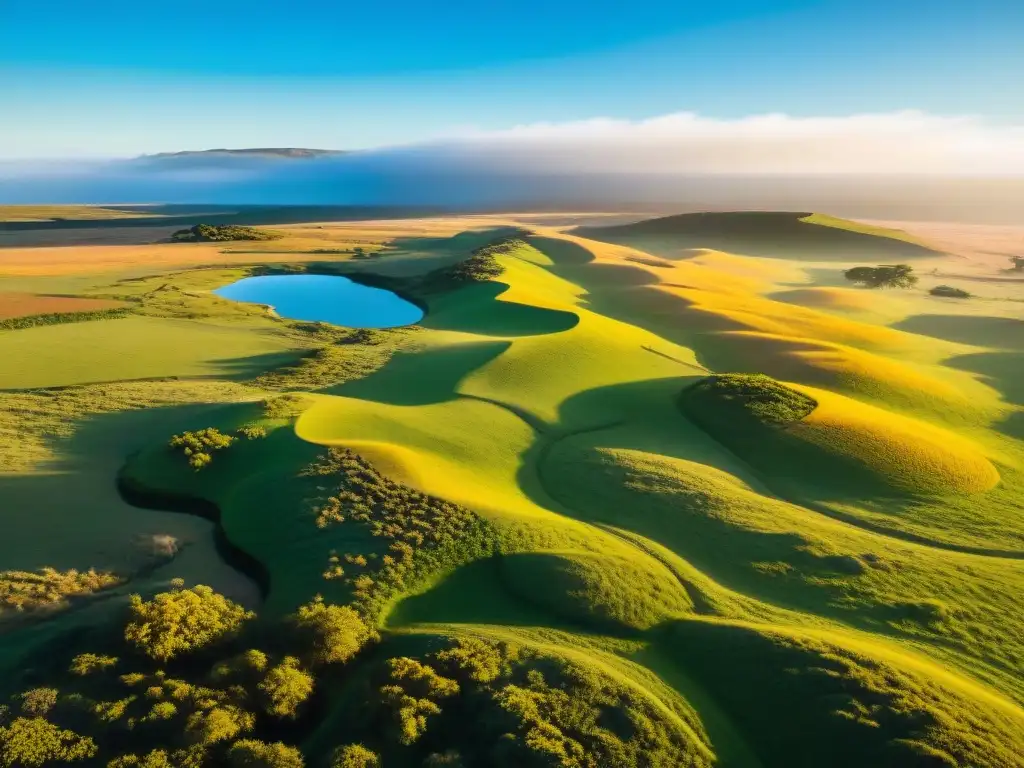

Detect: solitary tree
844,264,918,288
331,744,380,768
1011,254,1024,271
125,584,254,662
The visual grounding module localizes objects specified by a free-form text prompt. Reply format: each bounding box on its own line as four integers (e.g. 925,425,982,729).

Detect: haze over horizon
2,0,1022,218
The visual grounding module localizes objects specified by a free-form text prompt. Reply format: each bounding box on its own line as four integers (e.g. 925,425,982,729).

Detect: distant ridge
576,210,938,261
144,148,347,160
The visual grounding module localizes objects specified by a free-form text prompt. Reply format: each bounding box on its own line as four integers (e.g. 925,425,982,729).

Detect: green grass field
1,212,1022,766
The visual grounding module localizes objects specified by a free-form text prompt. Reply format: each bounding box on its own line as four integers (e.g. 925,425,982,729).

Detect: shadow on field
330,340,510,404
423,281,580,337
575,211,938,262
0,401,257,604
892,314,1024,350
206,349,313,381
947,350,1024,439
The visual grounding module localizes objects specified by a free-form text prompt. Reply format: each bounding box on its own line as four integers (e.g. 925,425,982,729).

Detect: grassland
0,211,1022,766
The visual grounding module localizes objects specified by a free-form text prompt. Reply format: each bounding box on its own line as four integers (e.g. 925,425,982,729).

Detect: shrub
124,584,255,662
680,374,817,429
844,264,918,288
228,739,304,768
69,653,118,676
331,744,381,768
929,285,970,298
168,428,235,471
237,425,267,441
1010,254,1024,271
257,657,314,718
293,596,372,666
0,717,97,767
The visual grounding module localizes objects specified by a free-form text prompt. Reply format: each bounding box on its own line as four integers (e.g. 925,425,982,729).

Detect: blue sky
2,0,1022,158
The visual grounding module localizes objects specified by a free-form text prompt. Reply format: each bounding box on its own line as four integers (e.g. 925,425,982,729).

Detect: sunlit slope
576,210,938,261
0,316,309,389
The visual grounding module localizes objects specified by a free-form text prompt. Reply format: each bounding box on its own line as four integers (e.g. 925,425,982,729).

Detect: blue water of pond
214,274,424,329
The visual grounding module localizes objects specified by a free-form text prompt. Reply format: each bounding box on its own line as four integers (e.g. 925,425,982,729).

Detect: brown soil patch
0,292,127,319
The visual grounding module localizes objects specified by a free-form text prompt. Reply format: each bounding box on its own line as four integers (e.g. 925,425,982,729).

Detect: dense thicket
302,448,497,622
171,225,279,243
331,637,711,767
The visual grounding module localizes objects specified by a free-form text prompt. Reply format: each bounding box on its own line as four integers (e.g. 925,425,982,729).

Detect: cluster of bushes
331,637,709,767
422,237,525,291
844,264,917,289
0,581,375,768
171,225,280,243
302,449,497,621
167,426,266,470
0,568,122,619
929,285,971,299
680,374,817,430
0,308,133,331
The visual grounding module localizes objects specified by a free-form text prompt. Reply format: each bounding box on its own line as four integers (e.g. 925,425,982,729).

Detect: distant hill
144,148,346,160
576,211,940,261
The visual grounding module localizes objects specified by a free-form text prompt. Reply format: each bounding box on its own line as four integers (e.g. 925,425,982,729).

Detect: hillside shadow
946,350,1024,439
423,281,579,337
207,349,312,381
331,340,510,405
892,315,1024,350
387,557,561,629
525,235,595,265
576,211,938,262
0,400,257,603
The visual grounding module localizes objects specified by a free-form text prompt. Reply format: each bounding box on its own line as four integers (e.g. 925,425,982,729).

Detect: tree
0,717,97,767
331,744,380,768
185,705,255,745
168,428,235,471
293,596,373,666
124,584,254,662
257,657,314,718
228,739,304,768
19,688,58,716
1011,254,1024,271
844,264,918,288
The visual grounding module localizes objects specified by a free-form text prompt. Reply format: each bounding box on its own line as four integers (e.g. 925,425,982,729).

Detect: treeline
0,308,133,331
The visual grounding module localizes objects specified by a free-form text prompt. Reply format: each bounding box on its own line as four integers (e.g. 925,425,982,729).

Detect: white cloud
439,110,1024,175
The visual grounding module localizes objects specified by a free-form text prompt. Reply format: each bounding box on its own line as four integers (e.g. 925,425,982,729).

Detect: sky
2,0,1023,160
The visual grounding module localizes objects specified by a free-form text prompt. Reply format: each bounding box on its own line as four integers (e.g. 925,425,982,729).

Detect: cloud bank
2,111,1023,220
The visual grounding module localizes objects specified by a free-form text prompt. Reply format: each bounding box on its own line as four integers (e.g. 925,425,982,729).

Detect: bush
168,428,235,470
237,425,268,441
331,744,380,768
228,739,304,768
929,285,970,298
19,688,58,716
844,264,918,288
124,584,255,662
680,374,817,429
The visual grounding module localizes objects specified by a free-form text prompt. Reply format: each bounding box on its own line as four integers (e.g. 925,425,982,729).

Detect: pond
214,274,424,329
